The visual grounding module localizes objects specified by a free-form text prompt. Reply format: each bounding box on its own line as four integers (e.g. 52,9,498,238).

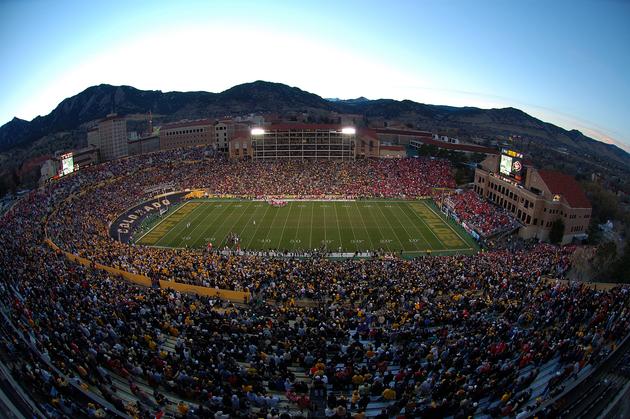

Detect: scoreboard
58,152,78,177
499,149,524,182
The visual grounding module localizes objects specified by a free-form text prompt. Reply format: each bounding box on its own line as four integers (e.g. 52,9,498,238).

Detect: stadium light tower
251,128,265,136
341,127,356,135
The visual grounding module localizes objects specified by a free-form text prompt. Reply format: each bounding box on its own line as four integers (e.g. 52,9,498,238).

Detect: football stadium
1,141,627,419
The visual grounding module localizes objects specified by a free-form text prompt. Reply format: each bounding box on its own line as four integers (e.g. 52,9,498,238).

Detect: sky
1,0,629,151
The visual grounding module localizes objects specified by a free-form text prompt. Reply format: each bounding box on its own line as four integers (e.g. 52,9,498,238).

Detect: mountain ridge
0,81,628,169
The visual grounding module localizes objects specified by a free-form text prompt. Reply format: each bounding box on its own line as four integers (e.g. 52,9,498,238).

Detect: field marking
343,203,361,252
309,203,314,249
233,203,263,248
244,204,271,249
169,203,219,248
387,204,424,251
293,202,305,244
165,203,216,247
408,201,471,250
215,201,255,248
152,202,206,247
374,202,407,251
322,204,327,246
396,202,432,250
355,201,389,252
199,202,237,248
333,203,347,250
275,202,293,249
134,202,188,244
136,199,475,255
405,201,449,249
187,203,231,247
190,203,234,248
261,203,283,247
423,202,472,249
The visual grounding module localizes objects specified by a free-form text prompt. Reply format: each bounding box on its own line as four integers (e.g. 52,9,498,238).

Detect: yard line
354,201,387,252
341,203,359,252
275,202,294,249
135,201,189,244
155,203,207,247
322,204,327,246
389,203,429,252
234,203,267,248
216,202,257,248
405,201,449,249
293,203,305,240
244,204,271,249
423,201,472,248
189,203,229,247
309,203,314,250
202,203,239,248
261,203,283,248
373,201,408,252
174,203,225,248
395,202,432,250
333,202,348,251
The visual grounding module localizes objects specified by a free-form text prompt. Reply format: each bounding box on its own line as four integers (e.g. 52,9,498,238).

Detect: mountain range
1,80,628,175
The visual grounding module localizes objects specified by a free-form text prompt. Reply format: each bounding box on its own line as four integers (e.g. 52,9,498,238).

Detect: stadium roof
538,169,591,208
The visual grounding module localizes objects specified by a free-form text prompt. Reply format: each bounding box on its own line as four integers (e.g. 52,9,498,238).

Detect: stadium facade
229,124,390,160
474,154,591,244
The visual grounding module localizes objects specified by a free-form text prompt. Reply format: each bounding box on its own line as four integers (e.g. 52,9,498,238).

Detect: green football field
135,199,477,255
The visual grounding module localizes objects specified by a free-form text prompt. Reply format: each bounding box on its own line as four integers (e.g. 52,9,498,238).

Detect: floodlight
251,128,265,136
341,127,356,135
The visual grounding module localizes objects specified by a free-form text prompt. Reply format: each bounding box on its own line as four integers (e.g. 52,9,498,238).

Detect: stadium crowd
444,190,520,238
0,148,628,419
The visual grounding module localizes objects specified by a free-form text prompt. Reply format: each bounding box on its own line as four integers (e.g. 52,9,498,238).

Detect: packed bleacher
444,190,520,238
0,148,628,418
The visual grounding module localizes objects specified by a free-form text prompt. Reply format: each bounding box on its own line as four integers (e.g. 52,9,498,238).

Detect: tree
549,218,565,244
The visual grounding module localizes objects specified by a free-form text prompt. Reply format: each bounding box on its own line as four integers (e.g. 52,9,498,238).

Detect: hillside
0,80,628,175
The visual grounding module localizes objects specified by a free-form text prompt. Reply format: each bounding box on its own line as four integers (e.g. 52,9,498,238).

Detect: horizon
1,0,629,152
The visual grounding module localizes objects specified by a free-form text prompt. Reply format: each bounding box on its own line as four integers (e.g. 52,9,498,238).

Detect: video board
60,152,74,176
499,149,524,182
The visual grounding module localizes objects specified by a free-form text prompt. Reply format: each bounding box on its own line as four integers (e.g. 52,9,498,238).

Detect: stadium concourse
0,147,629,419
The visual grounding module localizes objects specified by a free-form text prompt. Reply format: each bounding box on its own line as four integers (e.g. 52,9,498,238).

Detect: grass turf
135,199,477,256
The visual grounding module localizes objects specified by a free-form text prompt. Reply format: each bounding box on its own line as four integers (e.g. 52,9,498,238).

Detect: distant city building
87,126,100,149
159,119,215,150
128,133,160,156
97,114,128,161
214,122,230,153
474,154,591,244
433,133,460,144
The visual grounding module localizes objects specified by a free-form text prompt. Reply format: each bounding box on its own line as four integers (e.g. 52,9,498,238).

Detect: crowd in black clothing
0,148,628,418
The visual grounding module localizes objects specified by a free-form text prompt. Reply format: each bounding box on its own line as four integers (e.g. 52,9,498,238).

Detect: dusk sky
2,0,629,151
